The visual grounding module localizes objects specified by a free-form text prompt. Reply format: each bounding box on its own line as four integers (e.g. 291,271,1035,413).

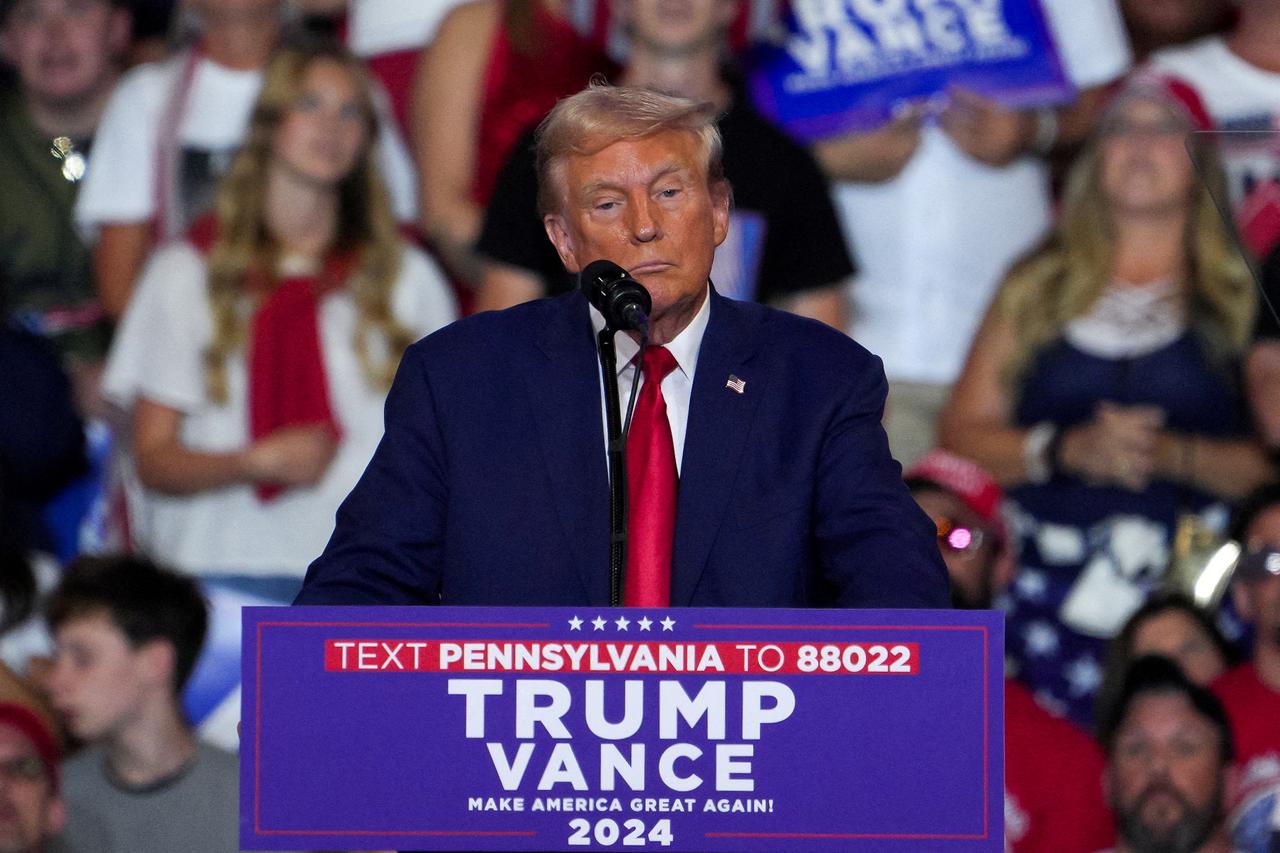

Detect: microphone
579,260,651,334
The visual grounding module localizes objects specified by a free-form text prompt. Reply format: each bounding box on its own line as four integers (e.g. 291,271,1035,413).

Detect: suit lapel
522,293,612,604
671,290,764,605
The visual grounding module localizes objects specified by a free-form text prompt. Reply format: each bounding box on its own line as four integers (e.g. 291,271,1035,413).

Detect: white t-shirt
101,242,456,577
836,0,1132,385
75,52,418,240
1149,37,1280,237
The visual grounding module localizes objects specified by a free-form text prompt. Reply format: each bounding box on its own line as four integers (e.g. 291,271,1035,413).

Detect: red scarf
188,215,350,501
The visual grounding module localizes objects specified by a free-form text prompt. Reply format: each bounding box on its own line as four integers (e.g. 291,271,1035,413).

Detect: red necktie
624,346,679,607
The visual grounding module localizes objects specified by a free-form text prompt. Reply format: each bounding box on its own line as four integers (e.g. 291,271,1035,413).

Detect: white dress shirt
590,284,712,475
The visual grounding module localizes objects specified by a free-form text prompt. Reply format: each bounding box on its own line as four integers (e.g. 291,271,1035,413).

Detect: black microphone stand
597,328,628,606
582,260,651,606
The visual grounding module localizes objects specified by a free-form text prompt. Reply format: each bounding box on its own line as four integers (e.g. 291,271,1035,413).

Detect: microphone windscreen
579,260,630,303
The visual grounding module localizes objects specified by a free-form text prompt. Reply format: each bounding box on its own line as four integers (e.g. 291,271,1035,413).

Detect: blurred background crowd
1,0,1279,850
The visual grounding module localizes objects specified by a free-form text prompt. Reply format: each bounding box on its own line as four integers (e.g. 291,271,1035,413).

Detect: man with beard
1098,655,1238,853
905,449,1114,852
1213,484,1280,850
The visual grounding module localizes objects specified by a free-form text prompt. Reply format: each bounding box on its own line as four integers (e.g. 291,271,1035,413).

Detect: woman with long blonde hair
102,38,455,599
939,72,1269,726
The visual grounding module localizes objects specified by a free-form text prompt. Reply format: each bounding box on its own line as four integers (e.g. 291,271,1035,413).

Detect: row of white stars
567,616,675,632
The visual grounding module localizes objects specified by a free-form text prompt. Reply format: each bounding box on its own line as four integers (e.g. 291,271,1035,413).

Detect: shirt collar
589,283,711,381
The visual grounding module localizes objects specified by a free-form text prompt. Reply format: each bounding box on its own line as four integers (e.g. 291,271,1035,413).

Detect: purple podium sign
242,607,1003,851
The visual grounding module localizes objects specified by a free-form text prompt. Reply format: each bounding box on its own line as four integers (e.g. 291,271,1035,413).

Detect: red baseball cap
905,449,1005,541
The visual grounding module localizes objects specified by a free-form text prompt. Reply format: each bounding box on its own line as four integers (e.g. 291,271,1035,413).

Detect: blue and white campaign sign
242,606,1004,851
749,0,1073,141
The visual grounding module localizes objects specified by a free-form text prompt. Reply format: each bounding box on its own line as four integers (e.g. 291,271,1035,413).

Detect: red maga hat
905,449,1005,540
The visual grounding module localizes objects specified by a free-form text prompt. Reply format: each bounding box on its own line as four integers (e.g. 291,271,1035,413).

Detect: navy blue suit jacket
296,289,948,608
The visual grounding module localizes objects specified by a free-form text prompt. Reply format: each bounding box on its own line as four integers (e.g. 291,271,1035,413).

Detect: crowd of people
2,0,1280,850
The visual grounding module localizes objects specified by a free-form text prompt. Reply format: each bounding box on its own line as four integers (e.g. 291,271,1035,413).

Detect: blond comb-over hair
535,78,728,217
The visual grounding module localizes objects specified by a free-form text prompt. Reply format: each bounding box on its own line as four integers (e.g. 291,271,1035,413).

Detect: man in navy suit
295,83,947,609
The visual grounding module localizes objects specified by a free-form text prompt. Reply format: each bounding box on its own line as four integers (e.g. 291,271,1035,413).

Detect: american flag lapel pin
725,374,746,394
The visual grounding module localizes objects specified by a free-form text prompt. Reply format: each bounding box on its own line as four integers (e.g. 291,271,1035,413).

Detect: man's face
1238,504,1280,650
0,0,128,109
1108,692,1226,853
45,611,155,743
545,129,729,333
616,0,736,58
0,724,62,853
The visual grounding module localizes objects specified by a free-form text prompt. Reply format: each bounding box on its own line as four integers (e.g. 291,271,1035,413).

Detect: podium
241,606,1003,851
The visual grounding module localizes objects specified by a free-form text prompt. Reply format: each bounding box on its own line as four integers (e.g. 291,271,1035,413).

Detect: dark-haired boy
43,555,239,853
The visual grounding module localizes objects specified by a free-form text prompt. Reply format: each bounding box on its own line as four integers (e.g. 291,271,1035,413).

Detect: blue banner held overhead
749,0,1074,141
242,606,1003,851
